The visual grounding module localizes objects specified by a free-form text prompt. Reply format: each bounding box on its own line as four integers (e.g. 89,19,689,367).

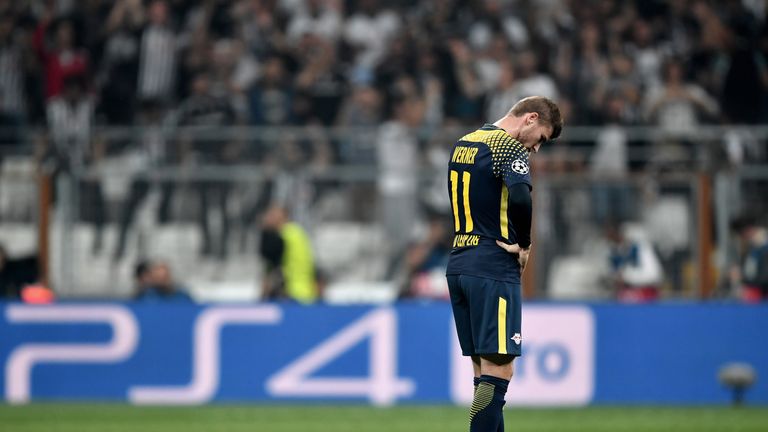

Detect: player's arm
496,183,532,270
492,136,533,269
507,183,532,249
508,183,532,270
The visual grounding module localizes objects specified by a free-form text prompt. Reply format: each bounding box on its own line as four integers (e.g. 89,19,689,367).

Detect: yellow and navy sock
469,375,508,432
473,377,504,432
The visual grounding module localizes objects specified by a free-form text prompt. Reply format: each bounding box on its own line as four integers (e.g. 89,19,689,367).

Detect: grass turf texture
1,405,767,432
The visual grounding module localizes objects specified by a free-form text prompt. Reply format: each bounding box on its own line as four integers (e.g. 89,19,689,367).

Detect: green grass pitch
1,404,767,432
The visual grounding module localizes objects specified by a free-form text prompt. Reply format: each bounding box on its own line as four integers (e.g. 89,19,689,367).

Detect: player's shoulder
457,125,530,179
458,124,525,155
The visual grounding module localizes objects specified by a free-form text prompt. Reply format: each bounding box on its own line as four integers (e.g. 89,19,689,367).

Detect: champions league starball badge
511,159,529,175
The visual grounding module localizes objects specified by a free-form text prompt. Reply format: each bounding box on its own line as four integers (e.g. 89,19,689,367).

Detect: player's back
445,124,531,283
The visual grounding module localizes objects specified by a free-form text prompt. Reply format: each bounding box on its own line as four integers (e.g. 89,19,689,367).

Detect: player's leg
448,275,477,358
465,277,522,432
472,355,481,383
472,355,481,401
488,357,515,432
448,275,484,427
471,355,505,432
480,353,514,379
468,354,512,432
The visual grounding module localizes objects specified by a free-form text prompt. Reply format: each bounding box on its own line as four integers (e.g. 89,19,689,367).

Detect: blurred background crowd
0,0,766,304
0,0,765,128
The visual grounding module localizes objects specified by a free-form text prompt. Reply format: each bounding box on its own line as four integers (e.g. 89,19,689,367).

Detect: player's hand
496,241,531,272
518,247,531,272
495,240,521,254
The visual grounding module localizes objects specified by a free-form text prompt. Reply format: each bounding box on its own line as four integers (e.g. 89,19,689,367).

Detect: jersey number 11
450,170,473,233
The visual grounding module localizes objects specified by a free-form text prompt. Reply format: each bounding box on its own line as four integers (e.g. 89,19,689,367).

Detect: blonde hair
509,96,563,139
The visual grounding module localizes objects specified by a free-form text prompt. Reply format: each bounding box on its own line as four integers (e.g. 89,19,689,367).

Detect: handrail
3,124,768,140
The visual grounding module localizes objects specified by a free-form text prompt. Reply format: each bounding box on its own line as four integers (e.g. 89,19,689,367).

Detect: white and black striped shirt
0,43,24,115
46,96,93,168
138,25,177,101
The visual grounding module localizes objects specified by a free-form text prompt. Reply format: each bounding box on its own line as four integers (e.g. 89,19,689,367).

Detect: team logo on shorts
511,159,529,174
511,333,522,345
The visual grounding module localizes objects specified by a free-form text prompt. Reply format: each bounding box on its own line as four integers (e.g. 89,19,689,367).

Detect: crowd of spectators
0,0,763,138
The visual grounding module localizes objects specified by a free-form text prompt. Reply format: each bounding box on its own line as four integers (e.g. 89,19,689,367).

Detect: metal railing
0,124,764,301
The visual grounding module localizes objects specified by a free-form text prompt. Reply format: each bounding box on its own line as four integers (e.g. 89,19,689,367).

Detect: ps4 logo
3,305,414,405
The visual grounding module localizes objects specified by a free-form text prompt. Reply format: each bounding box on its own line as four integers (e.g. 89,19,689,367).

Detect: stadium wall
0,302,766,405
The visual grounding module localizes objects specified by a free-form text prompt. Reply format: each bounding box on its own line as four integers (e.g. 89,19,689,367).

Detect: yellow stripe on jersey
462,171,473,232
498,297,508,354
500,185,509,239
450,170,460,232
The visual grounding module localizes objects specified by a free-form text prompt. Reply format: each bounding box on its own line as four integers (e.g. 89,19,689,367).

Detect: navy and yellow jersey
445,124,531,283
